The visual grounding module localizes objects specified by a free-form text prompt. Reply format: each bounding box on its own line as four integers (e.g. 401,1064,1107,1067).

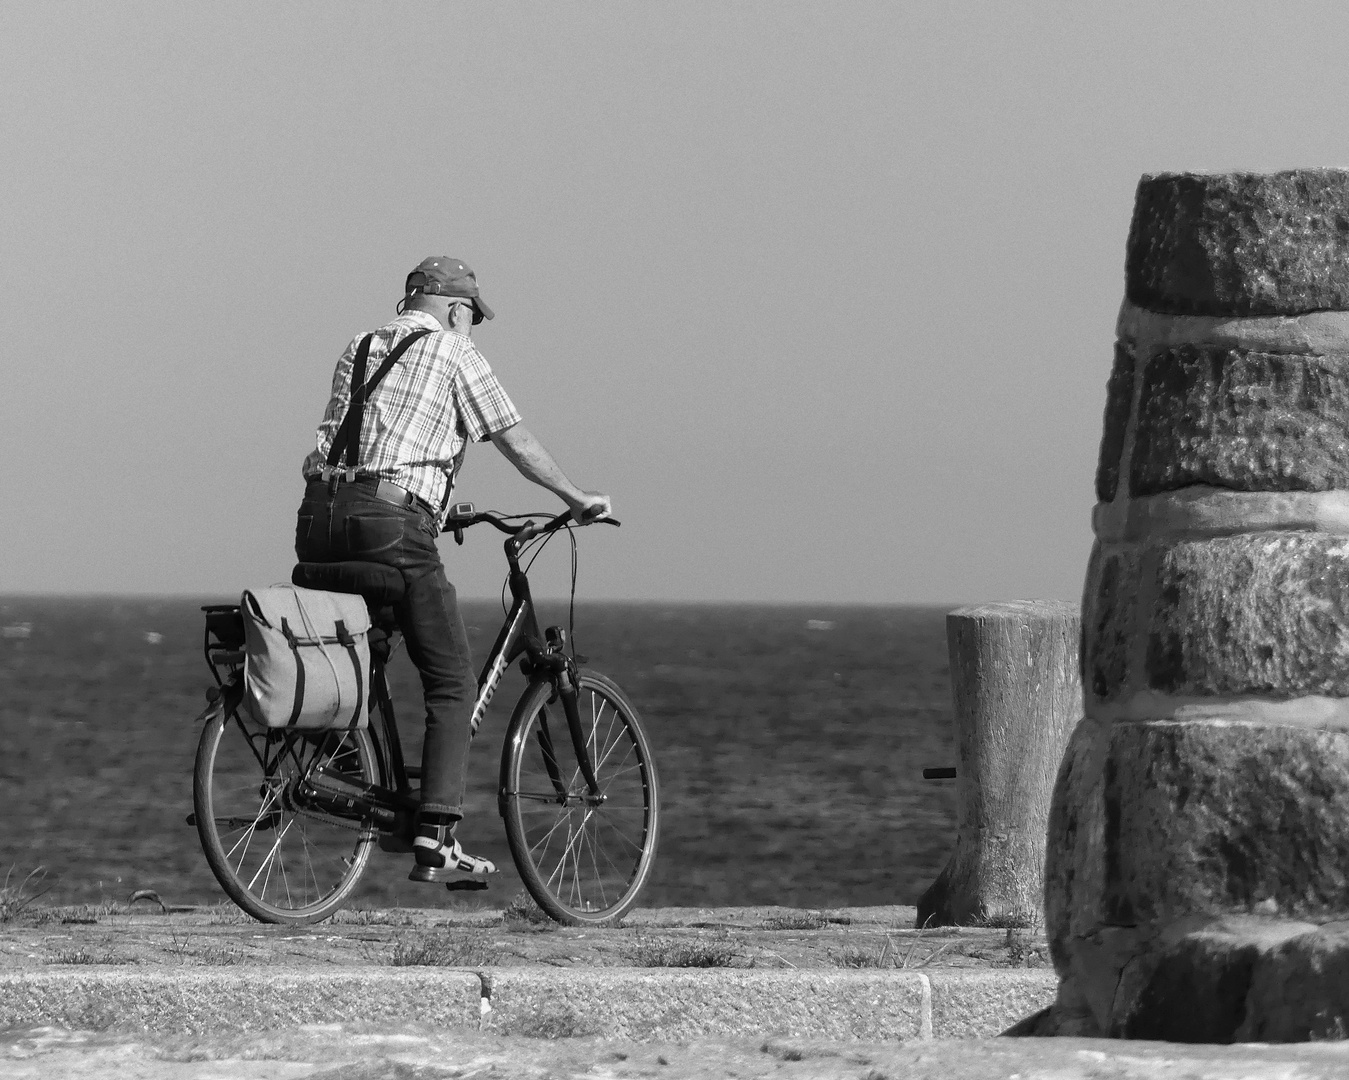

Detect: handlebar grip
579,506,619,526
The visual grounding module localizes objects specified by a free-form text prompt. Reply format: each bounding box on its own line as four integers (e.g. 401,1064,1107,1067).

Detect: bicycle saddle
291,561,406,608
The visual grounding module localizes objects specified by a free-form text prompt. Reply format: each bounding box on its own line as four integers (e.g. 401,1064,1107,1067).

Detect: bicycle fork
556,667,602,797
529,662,602,803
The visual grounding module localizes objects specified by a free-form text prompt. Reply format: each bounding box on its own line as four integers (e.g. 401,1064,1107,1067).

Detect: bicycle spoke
542,821,573,891
578,819,608,909
594,724,636,775
543,812,589,894
597,759,642,784
600,823,645,855
248,816,295,893
530,810,575,864
592,821,632,882
592,699,622,773
225,787,275,864
299,824,323,904
277,838,293,908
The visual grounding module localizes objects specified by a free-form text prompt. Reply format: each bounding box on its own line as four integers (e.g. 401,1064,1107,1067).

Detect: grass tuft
1000,927,1049,968
0,866,53,922
832,945,889,968
203,901,251,926
47,948,132,965
332,907,419,928
32,901,126,926
195,944,244,965
502,891,555,931
388,933,497,967
970,911,1040,930
626,937,737,968
760,912,826,931
831,934,957,969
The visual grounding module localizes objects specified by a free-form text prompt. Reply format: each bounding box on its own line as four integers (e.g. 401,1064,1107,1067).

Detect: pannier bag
240,585,371,730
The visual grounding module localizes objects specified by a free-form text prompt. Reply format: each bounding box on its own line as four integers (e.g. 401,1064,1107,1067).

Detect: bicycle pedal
408,864,491,885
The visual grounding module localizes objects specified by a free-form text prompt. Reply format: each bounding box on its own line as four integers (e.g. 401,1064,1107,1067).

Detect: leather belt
371,479,434,516
315,471,436,519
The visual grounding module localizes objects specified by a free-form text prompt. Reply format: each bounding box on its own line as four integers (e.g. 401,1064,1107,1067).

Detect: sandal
411,829,497,878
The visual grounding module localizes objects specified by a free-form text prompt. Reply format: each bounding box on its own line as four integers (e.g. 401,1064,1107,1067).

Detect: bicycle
190,506,660,927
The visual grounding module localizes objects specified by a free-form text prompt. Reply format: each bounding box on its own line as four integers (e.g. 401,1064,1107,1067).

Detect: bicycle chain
251,730,381,838
260,776,378,837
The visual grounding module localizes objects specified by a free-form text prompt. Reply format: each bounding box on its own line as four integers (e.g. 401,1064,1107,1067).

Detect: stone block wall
1046,169,1349,1039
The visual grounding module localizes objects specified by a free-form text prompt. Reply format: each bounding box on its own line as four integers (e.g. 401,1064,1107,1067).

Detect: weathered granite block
1239,923,1349,1040
1044,717,1110,974
1120,931,1263,1041
1127,169,1349,316
1102,722,1349,924
1115,919,1319,1042
1130,346,1349,496
1081,542,1139,702
1145,534,1349,697
1096,344,1136,503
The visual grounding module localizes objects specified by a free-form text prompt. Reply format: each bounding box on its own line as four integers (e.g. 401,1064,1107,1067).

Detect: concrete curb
0,967,1056,1040
0,970,482,1034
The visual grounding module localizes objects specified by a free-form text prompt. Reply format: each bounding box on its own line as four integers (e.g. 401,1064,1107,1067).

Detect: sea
0,597,958,914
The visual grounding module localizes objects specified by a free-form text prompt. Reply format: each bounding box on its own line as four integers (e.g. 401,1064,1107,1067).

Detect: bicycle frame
469,526,602,798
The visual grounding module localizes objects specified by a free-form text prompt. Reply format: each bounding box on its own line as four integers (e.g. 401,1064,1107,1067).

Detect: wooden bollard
917,600,1081,928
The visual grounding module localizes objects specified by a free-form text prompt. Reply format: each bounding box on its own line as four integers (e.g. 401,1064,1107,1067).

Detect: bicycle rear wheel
500,669,659,925
194,700,377,924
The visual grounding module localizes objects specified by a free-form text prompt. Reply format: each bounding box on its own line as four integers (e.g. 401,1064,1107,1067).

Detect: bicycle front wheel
500,669,660,925
194,699,378,924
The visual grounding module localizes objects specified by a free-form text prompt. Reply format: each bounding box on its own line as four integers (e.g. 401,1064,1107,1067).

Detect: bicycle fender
194,679,244,724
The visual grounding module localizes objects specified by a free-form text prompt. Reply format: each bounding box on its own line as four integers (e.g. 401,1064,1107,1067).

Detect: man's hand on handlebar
568,490,612,524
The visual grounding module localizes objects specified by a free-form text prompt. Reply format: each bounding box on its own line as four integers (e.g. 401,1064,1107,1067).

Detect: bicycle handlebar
444,506,621,541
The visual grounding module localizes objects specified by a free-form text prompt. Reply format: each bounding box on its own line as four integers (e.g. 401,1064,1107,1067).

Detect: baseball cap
404,256,494,323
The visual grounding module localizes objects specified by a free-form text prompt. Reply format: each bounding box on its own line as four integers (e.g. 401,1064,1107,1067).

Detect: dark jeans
295,478,474,821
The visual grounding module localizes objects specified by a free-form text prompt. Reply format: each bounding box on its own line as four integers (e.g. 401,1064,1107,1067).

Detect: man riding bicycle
296,256,611,882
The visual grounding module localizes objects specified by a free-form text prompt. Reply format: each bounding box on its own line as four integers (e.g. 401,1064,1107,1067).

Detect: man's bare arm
489,422,612,521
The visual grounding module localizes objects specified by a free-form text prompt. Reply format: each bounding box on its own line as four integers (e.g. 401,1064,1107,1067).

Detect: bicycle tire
194,699,378,924
500,669,660,925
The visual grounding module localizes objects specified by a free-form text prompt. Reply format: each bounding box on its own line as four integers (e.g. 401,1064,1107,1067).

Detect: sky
4,1,1349,604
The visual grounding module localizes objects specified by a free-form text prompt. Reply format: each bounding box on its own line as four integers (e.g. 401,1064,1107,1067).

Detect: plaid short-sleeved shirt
302,310,522,511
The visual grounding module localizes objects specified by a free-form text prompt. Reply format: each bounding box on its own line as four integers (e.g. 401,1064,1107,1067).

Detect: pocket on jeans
295,514,314,556
345,512,405,555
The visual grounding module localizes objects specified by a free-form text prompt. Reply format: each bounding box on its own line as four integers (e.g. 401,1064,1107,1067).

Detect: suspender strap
280,618,306,727
325,328,435,473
